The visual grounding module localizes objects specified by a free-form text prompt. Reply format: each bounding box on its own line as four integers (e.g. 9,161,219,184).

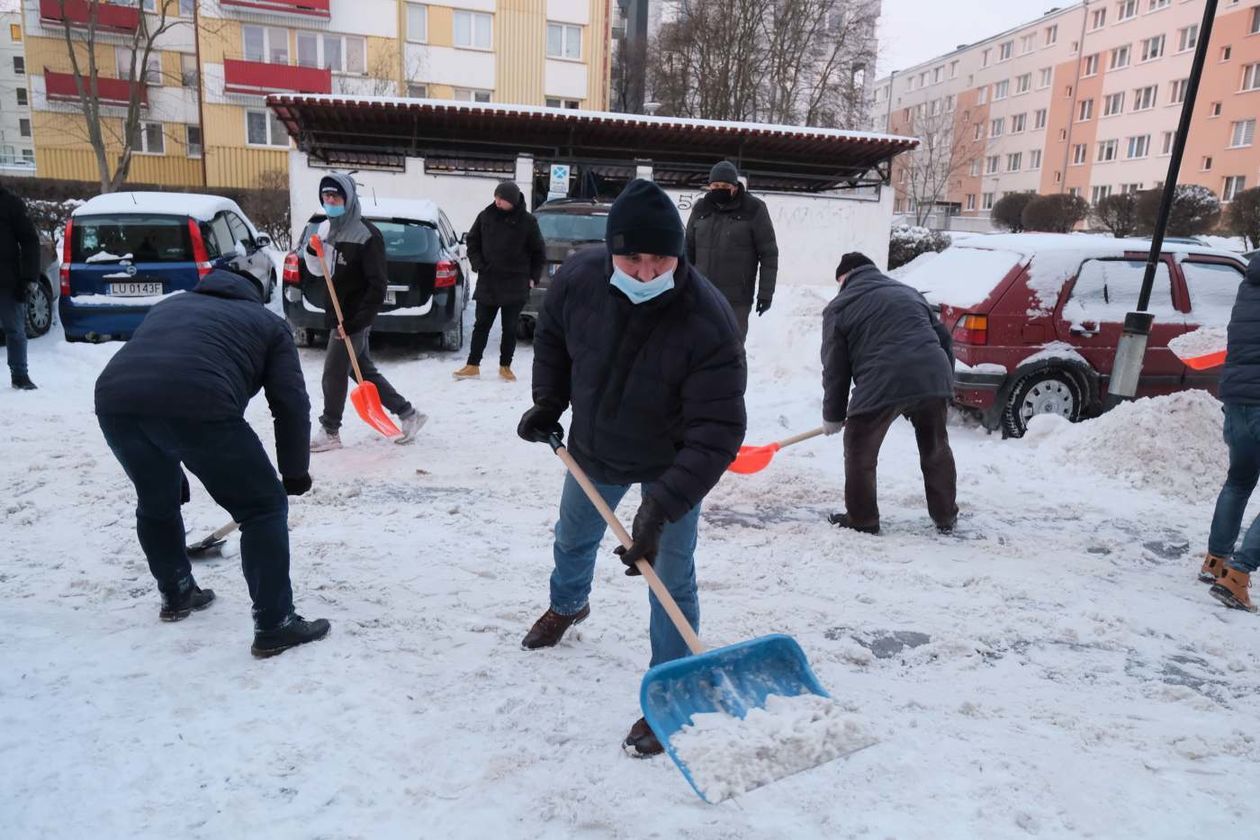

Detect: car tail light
188,218,212,278
953,314,989,345
282,252,301,285
435,260,458,288
60,218,73,296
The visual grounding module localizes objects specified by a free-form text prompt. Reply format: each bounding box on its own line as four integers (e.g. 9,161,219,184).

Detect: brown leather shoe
623,717,663,757
1199,552,1227,584
521,604,590,649
1210,568,1257,613
452,364,480,380
499,366,517,382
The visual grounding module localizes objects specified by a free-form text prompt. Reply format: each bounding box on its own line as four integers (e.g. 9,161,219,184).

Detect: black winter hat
494,181,522,205
318,176,347,200
835,252,875,280
606,179,685,257
709,160,740,184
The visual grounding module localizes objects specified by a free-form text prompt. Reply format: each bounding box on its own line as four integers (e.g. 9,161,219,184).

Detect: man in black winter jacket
453,181,544,382
95,267,330,658
306,173,424,451
0,184,41,390
516,179,747,757
685,160,779,340
822,252,958,535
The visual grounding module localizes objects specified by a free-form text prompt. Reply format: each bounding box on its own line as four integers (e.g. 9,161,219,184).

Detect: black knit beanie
318,176,347,200
835,252,875,280
494,181,522,206
606,179,685,257
709,160,740,184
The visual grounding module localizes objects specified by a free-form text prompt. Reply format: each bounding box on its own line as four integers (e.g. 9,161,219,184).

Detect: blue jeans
0,295,27,377
1208,403,1260,573
549,473,702,668
98,415,295,629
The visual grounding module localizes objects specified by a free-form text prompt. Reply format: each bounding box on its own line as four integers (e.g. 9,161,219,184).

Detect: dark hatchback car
283,198,470,351
519,199,610,338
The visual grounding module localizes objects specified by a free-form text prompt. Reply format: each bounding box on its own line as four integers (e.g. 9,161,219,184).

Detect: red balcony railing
223,58,332,95
219,0,331,19
45,68,147,106
39,0,141,34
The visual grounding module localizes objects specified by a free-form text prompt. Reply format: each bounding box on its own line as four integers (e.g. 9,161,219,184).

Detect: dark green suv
520,199,610,338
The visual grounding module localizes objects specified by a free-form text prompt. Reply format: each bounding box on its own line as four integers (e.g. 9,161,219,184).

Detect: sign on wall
547,163,571,200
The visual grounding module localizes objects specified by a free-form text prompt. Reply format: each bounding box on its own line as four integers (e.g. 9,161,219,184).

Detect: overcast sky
877,0,1071,76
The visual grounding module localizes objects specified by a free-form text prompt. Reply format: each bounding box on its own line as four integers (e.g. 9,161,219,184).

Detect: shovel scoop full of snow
1169,326,1227,371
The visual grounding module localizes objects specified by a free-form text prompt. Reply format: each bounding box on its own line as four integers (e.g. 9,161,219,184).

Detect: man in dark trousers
0,184,41,390
306,173,425,451
516,179,747,757
822,252,958,535
453,181,545,382
684,160,779,340
95,265,330,658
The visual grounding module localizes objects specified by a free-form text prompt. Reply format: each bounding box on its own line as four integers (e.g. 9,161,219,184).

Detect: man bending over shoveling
516,179,748,756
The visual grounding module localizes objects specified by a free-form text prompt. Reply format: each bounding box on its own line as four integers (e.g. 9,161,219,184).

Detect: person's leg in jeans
549,472,630,615
318,331,353,433
842,406,901,530
0,295,28,380
172,417,294,629
498,303,524,368
466,303,499,367
907,398,959,527
1208,403,1260,561
643,490,702,668
345,328,414,419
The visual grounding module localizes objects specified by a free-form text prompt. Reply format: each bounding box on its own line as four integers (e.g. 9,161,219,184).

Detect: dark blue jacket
532,247,747,521
1221,256,1260,405
95,271,311,478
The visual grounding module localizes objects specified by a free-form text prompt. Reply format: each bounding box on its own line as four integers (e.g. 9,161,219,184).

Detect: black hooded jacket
1221,255,1260,404
684,187,779,307
0,185,41,301
466,197,545,307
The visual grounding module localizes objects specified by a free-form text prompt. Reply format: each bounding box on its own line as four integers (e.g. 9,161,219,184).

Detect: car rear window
537,212,608,243
903,246,1026,308
72,215,193,264
303,219,441,262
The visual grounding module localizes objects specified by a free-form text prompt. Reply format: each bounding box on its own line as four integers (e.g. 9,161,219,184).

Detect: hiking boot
251,614,332,658
1210,568,1257,613
310,427,341,452
396,411,428,445
521,604,590,649
159,585,215,622
499,366,517,382
827,512,880,535
936,516,958,535
11,373,36,390
453,364,480,380
623,717,663,758
1199,552,1227,584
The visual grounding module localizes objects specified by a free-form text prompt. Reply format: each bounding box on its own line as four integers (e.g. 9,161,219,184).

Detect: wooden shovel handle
777,426,826,449
310,235,366,385
551,439,706,656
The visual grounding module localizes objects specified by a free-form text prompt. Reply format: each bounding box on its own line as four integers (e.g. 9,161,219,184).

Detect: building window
22,149,33,163
1035,108,1048,129
1230,118,1256,147
999,41,1013,61
1006,152,1022,172
1039,67,1052,88
977,86,988,105
1016,73,1031,94
243,25,288,65
407,4,428,43
1253,7,1260,35
1078,98,1094,121
1141,35,1165,62
1171,78,1189,104
16,88,27,107
1179,25,1199,52
116,47,163,85
19,118,30,137
1091,8,1107,30
454,88,492,102
185,125,202,158
10,23,21,42
1120,183,1142,194
945,94,955,112
1224,176,1248,201
933,66,942,83
546,22,581,60
1161,131,1174,154
1030,149,1043,168
1011,113,1027,132
982,192,995,211
1059,128,1068,141
969,159,981,177
1211,101,1223,116
12,56,23,75
1111,45,1131,69
545,97,581,109
994,80,1008,100
1022,34,1037,54
1091,184,1112,204
179,0,194,14
246,109,288,147
974,123,983,141
454,11,493,50
1097,139,1118,162
1073,144,1087,165
1068,187,1082,199
1133,85,1158,110
1126,135,1150,158
986,155,1000,174
982,48,991,67
1150,0,1170,8
180,53,197,87
134,121,165,155
1243,64,1260,91
1084,53,1099,76
1046,24,1058,44
407,83,428,98
990,117,1005,137
1055,170,1063,183
1104,92,1126,115
1117,0,1138,21
966,194,977,211
1222,46,1233,62
1202,156,1214,171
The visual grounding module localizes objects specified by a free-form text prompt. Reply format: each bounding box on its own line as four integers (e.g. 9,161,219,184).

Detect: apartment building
873,0,1260,228
0,0,35,175
19,0,610,189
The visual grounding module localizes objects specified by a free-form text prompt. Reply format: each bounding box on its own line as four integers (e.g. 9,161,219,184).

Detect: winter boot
452,364,480,380
1210,568,1257,613
396,411,428,445
309,427,342,452
251,614,332,658
521,604,590,649
11,373,36,390
159,585,216,622
1199,552,1227,584
623,717,664,758
499,366,517,382
827,512,880,535
935,515,958,535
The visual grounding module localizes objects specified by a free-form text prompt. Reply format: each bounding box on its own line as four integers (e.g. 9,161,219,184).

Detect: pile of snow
670,694,874,803
1169,326,1228,361
888,249,939,280
1024,391,1225,502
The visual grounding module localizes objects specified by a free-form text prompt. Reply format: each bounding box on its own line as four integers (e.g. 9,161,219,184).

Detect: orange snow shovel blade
350,381,401,437
728,443,781,475
1183,349,1227,371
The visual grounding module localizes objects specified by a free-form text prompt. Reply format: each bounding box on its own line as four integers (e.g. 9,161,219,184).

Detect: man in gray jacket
821,252,957,534
685,160,778,340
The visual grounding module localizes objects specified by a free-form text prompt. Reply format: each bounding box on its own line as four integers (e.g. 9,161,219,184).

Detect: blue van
60,193,278,342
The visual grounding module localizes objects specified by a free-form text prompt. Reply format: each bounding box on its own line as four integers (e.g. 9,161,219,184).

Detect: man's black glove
282,473,312,496
756,298,772,316
517,403,563,444
615,496,668,576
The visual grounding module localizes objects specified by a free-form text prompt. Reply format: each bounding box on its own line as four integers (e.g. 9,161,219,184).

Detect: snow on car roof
73,192,247,222
357,197,441,224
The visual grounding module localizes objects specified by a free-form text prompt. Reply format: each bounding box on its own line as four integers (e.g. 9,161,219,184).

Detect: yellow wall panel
585,0,608,109
427,7,454,48
495,0,545,103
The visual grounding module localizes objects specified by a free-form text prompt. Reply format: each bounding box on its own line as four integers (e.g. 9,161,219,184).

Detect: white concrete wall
544,59,586,99
545,0,589,26
405,44,495,89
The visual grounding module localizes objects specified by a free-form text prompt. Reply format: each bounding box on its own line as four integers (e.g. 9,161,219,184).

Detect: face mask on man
610,264,676,304
323,203,346,218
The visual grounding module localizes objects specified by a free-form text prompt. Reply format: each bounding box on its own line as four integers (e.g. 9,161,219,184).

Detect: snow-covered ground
2,285,1258,839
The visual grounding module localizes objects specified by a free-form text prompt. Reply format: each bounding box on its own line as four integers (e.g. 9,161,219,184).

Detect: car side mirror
459,232,468,245
256,234,272,248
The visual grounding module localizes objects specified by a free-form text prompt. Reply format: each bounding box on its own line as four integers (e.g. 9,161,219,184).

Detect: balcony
39,0,141,34
223,58,332,96
44,68,147,106
219,0,331,19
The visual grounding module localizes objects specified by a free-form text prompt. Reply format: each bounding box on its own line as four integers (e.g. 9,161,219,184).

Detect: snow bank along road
1,286,1257,839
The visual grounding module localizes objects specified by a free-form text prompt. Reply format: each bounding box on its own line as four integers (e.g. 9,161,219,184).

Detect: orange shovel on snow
309,234,401,439
727,427,825,475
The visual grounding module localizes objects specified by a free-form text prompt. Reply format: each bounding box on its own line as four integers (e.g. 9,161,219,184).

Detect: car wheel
1001,370,1083,438
24,280,53,338
440,316,463,352
517,315,536,341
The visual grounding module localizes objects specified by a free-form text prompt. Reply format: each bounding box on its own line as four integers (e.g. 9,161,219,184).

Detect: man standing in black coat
822,252,958,535
685,160,779,341
0,184,41,390
516,179,747,757
95,267,330,657
453,181,545,382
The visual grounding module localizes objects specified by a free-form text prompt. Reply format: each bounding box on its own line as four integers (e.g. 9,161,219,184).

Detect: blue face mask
323,203,346,218
610,264,675,304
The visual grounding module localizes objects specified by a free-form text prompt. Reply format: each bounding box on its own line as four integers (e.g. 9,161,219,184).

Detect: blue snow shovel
549,436,833,802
